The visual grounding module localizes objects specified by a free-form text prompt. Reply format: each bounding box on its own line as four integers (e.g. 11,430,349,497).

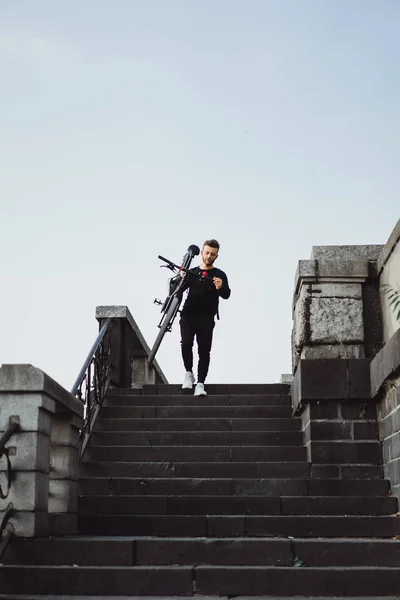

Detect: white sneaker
182,371,195,389
194,382,207,396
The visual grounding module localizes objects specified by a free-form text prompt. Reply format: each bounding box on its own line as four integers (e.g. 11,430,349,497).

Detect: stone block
48,479,78,513
0,471,48,512
377,218,400,274
301,344,365,360
317,259,369,279
48,513,78,535
348,359,371,399
0,394,54,432
4,511,49,537
310,465,340,479
0,365,83,418
49,446,79,480
306,282,363,298
310,421,352,440
301,360,348,400
308,401,339,419
340,401,377,420
353,421,379,440
382,439,391,464
311,441,382,464
294,259,369,295
388,458,400,486
3,431,50,472
50,413,81,448
370,329,400,397
309,297,364,344
311,245,383,261
341,465,382,479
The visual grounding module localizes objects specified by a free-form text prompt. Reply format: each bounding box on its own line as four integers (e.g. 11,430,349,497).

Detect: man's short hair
203,239,220,250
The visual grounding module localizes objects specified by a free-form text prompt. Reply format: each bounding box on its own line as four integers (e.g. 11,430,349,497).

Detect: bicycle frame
148,244,200,364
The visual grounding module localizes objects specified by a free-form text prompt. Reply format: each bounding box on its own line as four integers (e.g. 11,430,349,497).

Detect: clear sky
1,0,399,390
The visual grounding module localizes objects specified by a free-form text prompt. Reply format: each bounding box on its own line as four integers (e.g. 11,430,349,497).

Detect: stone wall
370,329,400,501
0,365,83,536
377,219,400,343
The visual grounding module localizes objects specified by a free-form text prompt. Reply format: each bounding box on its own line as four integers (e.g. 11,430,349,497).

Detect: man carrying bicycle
180,239,231,396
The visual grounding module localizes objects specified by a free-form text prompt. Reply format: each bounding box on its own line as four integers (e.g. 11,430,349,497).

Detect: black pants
180,313,215,383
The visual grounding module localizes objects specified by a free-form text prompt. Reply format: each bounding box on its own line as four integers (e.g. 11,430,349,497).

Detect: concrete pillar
96,305,167,387
292,245,384,372
0,365,83,537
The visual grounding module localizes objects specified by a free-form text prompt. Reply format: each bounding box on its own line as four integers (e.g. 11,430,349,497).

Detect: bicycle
148,244,202,364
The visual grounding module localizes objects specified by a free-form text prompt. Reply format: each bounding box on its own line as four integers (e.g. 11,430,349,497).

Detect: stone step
5,537,400,567
89,431,304,446
84,445,307,463
142,383,290,395
78,495,397,516
0,594,399,600
94,417,301,432
79,461,311,479
195,566,400,596
310,441,382,464
2,564,399,596
105,394,292,407
78,478,390,498
99,406,293,419
78,514,400,537
0,566,193,596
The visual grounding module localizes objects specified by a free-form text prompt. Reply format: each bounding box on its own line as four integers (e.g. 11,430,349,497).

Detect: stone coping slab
0,364,83,418
311,245,383,261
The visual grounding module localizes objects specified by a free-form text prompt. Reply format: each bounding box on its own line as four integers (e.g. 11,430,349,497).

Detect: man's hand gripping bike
148,244,200,364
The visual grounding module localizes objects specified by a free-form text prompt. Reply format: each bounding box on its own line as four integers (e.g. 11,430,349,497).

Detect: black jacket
180,266,231,318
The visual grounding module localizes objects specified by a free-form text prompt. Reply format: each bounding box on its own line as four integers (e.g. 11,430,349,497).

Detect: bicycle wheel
148,295,181,364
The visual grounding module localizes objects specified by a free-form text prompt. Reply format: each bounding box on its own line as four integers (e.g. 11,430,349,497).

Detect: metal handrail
0,419,20,552
71,318,111,396
0,420,20,459
71,318,112,459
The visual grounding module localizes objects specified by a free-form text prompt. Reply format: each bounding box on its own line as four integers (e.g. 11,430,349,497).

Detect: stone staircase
2,382,400,597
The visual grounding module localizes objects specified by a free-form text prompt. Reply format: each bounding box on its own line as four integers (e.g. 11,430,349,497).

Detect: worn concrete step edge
1,565,400,596
77,494,397,516
5,537,400,567
77,477,390,497
77,514,400,537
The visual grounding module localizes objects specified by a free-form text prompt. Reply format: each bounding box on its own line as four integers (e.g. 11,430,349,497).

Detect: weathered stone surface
48,479,78,513
50,413,81,448
0,365,83,417
301,344,365,360
306,282,363,298
0,394,54,431
96,305,168,384
294,260,369,295
311,245,384,261
280,374,293,384
370,328,400,397
49,446,79,480
377,217,400,274
4,431,50,472
0,471,48,512
4,511,49,537
309,298,364,344
379,231,400,342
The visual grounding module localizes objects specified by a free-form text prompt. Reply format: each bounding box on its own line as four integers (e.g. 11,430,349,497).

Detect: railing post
0,364,83,537
95,306,168,388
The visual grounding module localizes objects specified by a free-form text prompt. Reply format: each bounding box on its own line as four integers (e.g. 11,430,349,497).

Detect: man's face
201,245,219,267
